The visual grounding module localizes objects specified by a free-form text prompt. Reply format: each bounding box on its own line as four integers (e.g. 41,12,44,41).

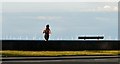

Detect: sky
1,0,120,2
0,3,1,39
1,2,118,40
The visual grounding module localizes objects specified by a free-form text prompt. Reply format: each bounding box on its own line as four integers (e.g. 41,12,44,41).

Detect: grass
0,50,120,57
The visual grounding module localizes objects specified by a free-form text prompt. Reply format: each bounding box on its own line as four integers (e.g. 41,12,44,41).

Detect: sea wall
2,40,119,51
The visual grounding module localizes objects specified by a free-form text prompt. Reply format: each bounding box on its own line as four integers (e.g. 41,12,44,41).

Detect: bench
78,36,104,40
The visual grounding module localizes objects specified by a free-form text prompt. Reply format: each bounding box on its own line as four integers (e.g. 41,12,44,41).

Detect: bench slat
78,36,104,39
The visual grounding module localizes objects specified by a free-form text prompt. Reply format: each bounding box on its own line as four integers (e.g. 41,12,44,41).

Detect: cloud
36,16,62,20
104,5,111,9
96,5,118,12
77,5,118,12
3,2,118,13
113,6,118,11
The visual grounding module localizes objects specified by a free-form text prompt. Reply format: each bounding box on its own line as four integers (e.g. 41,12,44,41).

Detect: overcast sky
1,0,120,2
1,2,118,40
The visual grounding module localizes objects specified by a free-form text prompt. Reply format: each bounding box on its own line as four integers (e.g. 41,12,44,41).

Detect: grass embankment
0,50,120,57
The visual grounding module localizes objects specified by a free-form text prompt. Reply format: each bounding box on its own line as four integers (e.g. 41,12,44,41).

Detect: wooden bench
78,36,104,40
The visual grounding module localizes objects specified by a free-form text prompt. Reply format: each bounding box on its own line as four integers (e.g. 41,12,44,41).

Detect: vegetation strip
0,50,119,57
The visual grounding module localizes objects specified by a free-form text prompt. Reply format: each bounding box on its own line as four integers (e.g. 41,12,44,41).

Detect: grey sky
2,2,118,40
3,2,118,12
2,0,119,2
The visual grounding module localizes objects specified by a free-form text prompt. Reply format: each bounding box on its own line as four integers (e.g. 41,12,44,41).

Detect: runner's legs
44,34,49,41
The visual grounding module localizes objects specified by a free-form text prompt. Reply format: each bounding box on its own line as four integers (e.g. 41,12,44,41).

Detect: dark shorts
44,34,49,41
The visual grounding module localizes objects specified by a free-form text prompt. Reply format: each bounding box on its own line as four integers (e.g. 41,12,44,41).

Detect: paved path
1,56,120,64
